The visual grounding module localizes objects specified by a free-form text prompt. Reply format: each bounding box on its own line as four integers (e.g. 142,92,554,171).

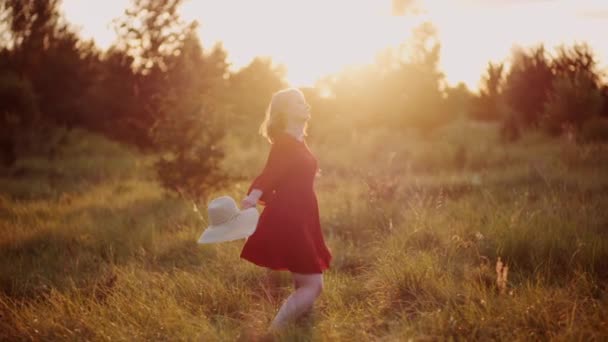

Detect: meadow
1,122,607,341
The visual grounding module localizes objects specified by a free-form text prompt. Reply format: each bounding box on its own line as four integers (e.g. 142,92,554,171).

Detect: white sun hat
197,195,259,244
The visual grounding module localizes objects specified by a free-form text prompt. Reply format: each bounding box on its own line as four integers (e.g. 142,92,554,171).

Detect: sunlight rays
61,0,608,90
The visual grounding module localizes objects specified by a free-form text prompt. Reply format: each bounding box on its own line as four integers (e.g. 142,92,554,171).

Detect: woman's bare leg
269,272,323,331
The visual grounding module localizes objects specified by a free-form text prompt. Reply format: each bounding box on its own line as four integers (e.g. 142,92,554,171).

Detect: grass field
1,124,607,341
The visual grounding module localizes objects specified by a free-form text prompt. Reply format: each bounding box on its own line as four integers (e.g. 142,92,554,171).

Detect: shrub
541,72,603,136
0,72,39,166
503,45,554,127
579,116,608,143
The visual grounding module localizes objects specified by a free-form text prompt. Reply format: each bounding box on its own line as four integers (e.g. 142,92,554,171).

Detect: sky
61,0,608,90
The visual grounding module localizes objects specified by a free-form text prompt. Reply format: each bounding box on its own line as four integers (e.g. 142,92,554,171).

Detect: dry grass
1,127,607,341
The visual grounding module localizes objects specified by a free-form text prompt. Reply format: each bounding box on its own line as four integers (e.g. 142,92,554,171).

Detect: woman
240,88,333,332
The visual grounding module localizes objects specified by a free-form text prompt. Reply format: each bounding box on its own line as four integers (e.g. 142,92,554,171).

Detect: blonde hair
259,88,308,143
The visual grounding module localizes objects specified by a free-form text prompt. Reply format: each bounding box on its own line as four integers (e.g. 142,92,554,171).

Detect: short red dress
240,132,332,274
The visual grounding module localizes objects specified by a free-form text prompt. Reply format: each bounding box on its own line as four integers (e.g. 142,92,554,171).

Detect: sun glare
179,0,419,87
62,0,608,90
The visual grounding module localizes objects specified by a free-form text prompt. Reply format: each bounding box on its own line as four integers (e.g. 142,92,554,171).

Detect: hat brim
197,207,259,244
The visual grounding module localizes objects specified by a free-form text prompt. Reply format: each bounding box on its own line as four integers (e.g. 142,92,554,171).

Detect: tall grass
1,127,607,340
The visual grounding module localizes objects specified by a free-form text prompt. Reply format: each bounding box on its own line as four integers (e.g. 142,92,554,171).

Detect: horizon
62,0,608,91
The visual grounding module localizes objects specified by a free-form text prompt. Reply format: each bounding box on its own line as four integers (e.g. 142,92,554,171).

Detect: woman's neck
285,124,304,141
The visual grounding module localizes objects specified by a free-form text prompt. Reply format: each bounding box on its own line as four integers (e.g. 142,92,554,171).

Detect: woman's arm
242,189,263,208
242,141,290,207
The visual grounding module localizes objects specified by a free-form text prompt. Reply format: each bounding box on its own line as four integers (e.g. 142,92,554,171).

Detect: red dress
240,132,332,274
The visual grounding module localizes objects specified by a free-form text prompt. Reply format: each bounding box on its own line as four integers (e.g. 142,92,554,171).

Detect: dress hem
240,255,330,274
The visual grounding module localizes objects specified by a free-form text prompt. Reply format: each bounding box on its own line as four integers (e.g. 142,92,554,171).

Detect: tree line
1,0,607,199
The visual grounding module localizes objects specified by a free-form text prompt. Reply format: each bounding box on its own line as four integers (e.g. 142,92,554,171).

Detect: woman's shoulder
269,133,307,158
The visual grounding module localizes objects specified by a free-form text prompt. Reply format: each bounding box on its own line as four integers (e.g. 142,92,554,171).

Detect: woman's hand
241,197,257,209
241,189,263,209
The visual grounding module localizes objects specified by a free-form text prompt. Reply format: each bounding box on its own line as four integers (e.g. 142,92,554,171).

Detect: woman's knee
294,273,323,296
309,275,323,297
316,274,324,293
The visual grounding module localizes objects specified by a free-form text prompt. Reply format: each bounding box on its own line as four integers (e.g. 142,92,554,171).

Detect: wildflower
496,257,509,295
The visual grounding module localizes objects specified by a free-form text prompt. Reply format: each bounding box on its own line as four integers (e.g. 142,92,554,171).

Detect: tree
112,0,196,73
552,43,601,85
109,0,204,148
0,0,100,157
471,62,504,121
111,0,188,136
313,22,448,134
445,82,473,119
540,44,605,136
0,71,39,166
1,0,63,52
503,45,554,127
1,0,99,126
226,57,288,140
602,85,608,118
84,48,143,144
112,0,230,198
541,72,604,136
151,31,230,199
387,22,447,132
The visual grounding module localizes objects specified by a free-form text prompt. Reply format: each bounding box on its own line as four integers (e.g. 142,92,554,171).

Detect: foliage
226,57,288,141
0,71,38,166
474,43,607,141
112,0,196,73
0,71,39,126
84,48,144,145
552,43,601,86
107,0,232,199
107,0,197,148
579,116,608,143
541,72,604,136
502,45,554,127
150,32,229,200
602,86,608,118
0,0,63,48
471,62,504,121
314,22,448,134
444,82,473,119
0,0,99,128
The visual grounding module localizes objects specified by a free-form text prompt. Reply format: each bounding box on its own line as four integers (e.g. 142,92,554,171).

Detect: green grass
1,127,607,340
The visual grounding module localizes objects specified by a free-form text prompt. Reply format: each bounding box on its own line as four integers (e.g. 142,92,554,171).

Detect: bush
541,72,603,136
602,86,608,118
149,32,229,201
579,116,608,143
470,62,504,122
503,45,554,127
0,72,38,118
0,72,40,166
500,109,521,142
